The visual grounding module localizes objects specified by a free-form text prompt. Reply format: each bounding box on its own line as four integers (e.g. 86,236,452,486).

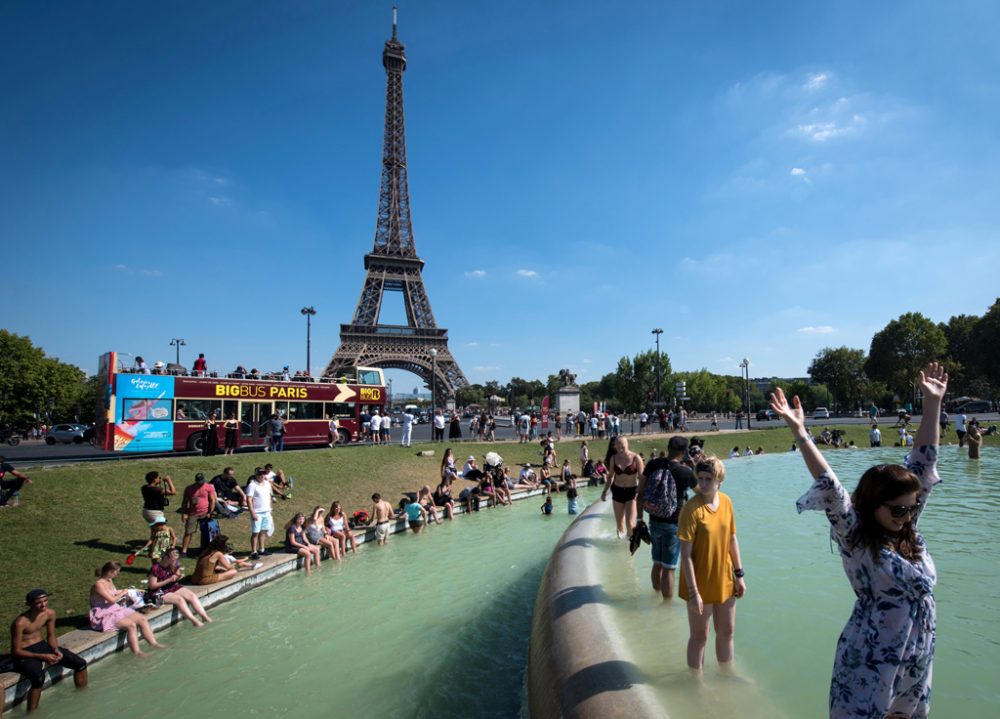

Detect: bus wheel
187,434,205,453
337,429,351,445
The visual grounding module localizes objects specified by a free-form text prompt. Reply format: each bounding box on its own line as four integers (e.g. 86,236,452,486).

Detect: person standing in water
770,362,947,718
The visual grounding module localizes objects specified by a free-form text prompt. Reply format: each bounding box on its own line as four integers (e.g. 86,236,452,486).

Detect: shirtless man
368,493,395,545
11,589,88,712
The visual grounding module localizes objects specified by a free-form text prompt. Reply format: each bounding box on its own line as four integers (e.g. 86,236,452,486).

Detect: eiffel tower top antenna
392,6,398,39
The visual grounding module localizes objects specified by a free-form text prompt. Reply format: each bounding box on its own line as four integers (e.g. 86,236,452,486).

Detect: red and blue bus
95,351,386,453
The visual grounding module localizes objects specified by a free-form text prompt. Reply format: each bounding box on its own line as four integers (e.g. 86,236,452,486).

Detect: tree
0,330,91,427
970,299,1000,396
808,347,868,410
865,313,947,404
939,314,980,395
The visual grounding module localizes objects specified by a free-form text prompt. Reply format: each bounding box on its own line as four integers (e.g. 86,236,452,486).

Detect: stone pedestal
556,387,581,416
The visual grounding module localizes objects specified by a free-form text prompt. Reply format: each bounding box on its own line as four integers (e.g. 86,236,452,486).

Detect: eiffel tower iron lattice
325,13,468,401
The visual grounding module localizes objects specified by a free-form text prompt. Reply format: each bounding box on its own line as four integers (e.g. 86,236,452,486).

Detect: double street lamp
740,357,752,429
169,338,186,366
652,328,663,406
300,307,317,375
428,348,438,414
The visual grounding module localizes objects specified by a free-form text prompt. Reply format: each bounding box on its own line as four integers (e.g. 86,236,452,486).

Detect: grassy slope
1,423,993,633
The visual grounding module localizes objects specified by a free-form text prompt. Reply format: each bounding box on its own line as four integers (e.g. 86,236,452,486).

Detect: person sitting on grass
12,588,88,712
306,506,341,560
89,561,164,656
0,456,32,508
192,535,240,585
416,485,442,525
211,467,247,518
441,448,461,483
284,512,322,574
326,501,359,553
264,464,293,500
147,548,213,627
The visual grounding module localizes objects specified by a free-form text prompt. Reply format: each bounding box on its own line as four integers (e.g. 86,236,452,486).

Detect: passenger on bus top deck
136,356,150,374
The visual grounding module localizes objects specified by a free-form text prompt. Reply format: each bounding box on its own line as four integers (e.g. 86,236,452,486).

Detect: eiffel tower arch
325,13,468,401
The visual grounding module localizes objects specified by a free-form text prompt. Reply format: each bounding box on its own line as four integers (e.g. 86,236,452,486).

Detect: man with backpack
635,436,697,600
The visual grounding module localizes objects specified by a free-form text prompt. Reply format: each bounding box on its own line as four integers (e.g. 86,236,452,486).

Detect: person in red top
192,353,207,376
180,472,216,556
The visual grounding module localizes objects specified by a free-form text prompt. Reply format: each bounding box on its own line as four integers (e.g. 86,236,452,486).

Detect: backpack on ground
643,465,678,519
199,517,220,550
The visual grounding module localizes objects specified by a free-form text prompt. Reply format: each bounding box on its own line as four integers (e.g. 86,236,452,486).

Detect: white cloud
804,72,830,90
473,365,501,372
465,341,480,347
582,358,592,364
214,176,228,185
115,264,163,277
209,196,233,207
797,326,836,334
719,356,735,364
790,167,807,176
464,269,486,278
516,269,539,278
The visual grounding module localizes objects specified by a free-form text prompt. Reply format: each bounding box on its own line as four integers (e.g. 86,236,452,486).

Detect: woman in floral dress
770,362,947,718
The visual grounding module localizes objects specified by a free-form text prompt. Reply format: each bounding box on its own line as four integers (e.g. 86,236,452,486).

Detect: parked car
955,400,992,413
45,423,88,445
812,407,831,420
755,409,778,421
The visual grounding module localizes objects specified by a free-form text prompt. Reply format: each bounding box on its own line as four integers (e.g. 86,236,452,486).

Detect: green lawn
1,423,992,634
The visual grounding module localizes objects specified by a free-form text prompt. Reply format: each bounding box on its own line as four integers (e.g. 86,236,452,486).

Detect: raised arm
914,362,948,449
770,387,831,480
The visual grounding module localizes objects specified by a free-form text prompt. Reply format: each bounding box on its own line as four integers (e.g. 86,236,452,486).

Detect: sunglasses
884,502,921,519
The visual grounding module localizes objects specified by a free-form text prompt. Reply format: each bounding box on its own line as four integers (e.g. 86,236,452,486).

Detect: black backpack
643,465,678,519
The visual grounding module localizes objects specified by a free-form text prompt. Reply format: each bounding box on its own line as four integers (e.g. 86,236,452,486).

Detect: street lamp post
169,338,186,366
740,357,752,429
652,328,663,406
428,348,438,414
300,307,316,376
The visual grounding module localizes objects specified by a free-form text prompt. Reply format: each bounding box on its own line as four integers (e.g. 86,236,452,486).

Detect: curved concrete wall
528,499,661,719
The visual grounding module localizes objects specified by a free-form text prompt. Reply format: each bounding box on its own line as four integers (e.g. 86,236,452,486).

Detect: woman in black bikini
601,436,644,538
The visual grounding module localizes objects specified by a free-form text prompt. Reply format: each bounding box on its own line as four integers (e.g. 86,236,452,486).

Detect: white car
45,423,88,444
812,407,831,420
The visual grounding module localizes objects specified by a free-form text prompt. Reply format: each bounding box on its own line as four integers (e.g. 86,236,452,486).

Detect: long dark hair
851,464,923,561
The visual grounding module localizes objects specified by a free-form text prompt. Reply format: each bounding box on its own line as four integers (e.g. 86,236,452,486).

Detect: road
5,412,995,467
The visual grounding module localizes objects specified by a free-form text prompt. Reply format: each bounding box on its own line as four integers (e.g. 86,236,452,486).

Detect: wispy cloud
465,341,480,347
473,365,501,372
790,167,807,176
582,358,592,364
719,356,735,364
209,196,234,207
516,269,539,278
804,72,830,90
115,263,164,277
464,269,486,278
797,325,836,334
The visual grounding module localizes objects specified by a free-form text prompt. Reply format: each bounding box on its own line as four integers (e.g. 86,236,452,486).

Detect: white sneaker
252,562,263,569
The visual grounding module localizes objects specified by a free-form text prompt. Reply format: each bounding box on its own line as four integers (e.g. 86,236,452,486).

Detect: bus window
122,398,172,421
273,401,289,420
357,368,383,385
324,402,355,419
176,399,221,421
289,401,324,420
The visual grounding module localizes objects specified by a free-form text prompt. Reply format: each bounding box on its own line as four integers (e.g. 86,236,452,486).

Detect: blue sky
3,0,999,393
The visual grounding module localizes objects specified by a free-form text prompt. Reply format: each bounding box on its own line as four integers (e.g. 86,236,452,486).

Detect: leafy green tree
808,347,868,410
865,313,947,402
970,299,1000,395
455,383,485,407
0,330,91,427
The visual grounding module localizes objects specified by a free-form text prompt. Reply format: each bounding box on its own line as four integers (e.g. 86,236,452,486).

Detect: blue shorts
251,511,274,535
649,519,679,568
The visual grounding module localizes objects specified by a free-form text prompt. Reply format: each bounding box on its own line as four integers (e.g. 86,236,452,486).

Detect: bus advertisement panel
113,375,175,452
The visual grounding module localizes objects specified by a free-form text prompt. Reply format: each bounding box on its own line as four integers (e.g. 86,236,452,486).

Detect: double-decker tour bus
95,351,386,453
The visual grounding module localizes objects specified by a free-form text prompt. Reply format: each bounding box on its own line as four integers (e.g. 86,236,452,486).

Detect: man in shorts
11,589,88,711
180,472,217,556
368,493,394,545
636,436,696,600
246,467,275,560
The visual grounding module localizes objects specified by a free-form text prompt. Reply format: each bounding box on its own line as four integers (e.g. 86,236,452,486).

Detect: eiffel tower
325,12,468,401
